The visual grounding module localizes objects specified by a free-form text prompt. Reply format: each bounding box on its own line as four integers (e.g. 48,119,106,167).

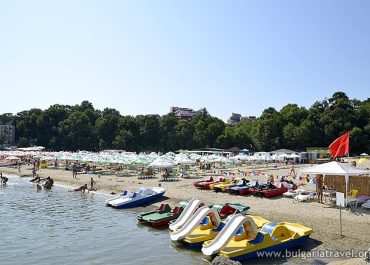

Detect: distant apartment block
240,116,256,122
227,113,256,125
170,107,197,121
227,113,242,125
0,123,15,145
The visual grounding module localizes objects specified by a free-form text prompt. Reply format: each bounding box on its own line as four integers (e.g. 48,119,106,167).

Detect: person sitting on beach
162,169,170,179
146,167,153,176
69,184,88,193
267,174,274,184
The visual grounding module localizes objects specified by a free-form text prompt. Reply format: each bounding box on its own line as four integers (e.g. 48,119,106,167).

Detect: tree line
0,92,369,154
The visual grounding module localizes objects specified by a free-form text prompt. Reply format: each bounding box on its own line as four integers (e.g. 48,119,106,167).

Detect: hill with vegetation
0,92,369,154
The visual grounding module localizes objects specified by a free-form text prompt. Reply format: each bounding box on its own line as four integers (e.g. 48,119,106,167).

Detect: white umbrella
5,156,21,160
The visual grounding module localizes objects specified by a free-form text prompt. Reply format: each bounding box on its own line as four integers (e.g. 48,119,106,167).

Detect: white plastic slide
170,206,221,241
169,198,203,231
202,214,258,256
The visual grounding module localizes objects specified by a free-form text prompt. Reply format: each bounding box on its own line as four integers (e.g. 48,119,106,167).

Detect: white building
170,107,197,121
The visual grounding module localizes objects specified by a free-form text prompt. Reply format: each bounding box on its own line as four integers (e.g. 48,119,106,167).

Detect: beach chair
293,191,316,202
283,189,303,198
361,200,370,209
347,189,359,198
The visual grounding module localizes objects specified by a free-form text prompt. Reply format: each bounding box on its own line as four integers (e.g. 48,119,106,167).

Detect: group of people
30,175,54,190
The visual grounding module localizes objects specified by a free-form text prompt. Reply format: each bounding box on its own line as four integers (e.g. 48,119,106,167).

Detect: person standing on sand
290,163,296,176
90,177,96,191
72,163,77,179
316,175,323,203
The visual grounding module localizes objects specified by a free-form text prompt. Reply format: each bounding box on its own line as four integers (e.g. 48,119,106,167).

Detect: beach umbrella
176,157,195,165
149,159,174,168
5,156,21,160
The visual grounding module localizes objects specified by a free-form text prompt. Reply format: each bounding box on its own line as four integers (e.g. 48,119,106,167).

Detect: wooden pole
340,207,343,237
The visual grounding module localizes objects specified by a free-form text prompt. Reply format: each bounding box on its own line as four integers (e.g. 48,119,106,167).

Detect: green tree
0,133,5,145
18,137,29,148
175,120,195,150
59,111,97,151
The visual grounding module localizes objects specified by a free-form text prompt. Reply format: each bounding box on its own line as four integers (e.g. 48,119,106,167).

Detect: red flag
329,132,350,159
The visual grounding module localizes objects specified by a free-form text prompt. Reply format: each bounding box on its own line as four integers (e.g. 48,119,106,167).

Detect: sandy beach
1,164,369,263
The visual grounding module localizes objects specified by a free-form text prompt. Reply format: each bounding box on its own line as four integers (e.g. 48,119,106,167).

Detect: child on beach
90,177,96,191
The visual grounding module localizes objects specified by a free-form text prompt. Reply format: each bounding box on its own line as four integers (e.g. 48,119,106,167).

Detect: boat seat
271,225,292,241
250,232,264,244
212,222,225,232
171,207,182,214
199,216,213,230
261,222,278,241
233,226,246,241
158,204,171,213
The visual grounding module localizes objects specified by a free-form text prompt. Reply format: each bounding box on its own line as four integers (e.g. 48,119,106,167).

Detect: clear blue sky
1,0,369,121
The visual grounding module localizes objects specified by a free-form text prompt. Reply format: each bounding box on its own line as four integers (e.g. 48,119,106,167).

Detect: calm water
0,176,208,265
0,176,323,265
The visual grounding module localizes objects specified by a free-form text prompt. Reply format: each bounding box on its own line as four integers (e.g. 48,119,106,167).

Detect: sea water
0,176,207,265
0,176,323,265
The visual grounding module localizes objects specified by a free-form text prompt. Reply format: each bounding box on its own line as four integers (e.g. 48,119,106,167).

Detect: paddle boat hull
217,222,313,261
229,235,310,261
197,178,225,190
181,204,251,247
138,204,184,227
108,187,166,209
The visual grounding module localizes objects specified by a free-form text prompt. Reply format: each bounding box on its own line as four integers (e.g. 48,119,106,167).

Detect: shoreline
1,165,369,264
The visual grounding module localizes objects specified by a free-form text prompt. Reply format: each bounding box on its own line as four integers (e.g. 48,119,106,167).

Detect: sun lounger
283,189,304,198
361,200,370,209
293,191,316,202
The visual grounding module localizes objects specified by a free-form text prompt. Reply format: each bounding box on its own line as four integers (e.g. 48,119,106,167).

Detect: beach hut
298,161,370,204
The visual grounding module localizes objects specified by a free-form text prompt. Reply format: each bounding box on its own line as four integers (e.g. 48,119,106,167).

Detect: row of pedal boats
138,198,313,261
194,176,298,198
105,188,313,261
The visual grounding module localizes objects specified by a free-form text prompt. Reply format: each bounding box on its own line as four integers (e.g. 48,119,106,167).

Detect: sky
0,0,369,121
